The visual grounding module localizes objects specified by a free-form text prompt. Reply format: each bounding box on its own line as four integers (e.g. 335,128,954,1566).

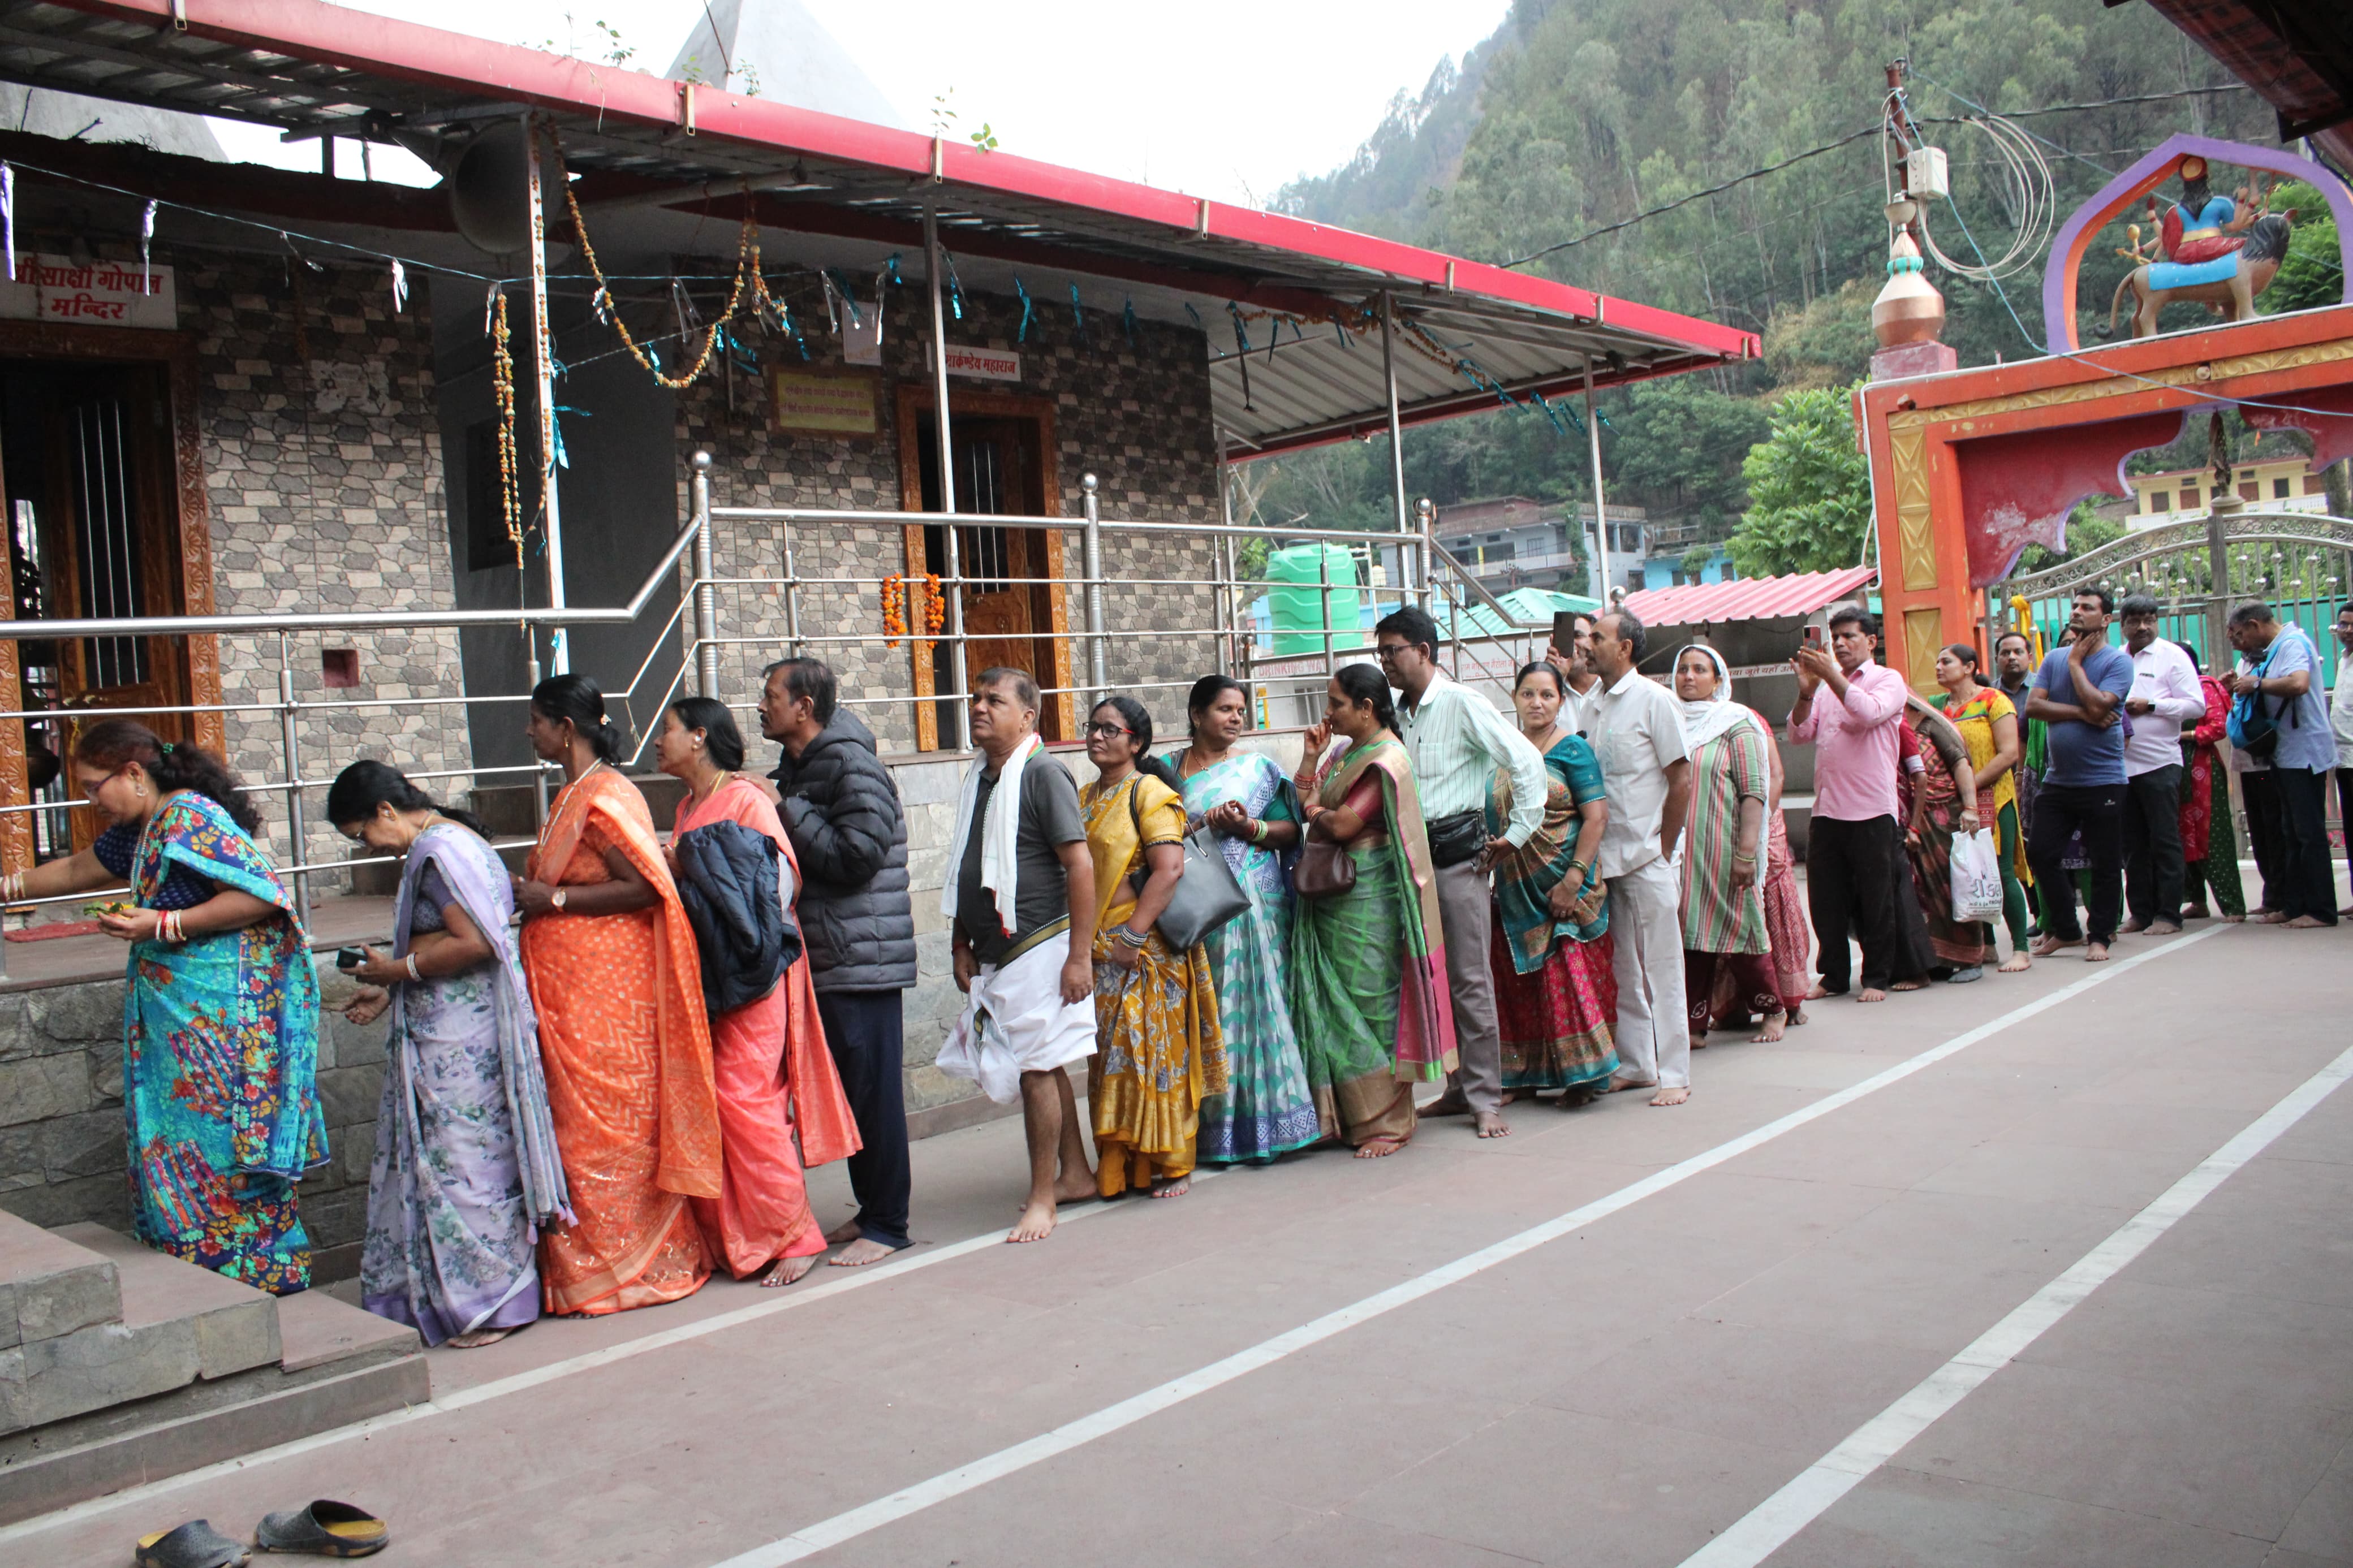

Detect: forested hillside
1242,0,2326,582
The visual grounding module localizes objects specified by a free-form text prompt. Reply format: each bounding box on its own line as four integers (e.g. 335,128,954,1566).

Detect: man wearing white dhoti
936,668,1099,1242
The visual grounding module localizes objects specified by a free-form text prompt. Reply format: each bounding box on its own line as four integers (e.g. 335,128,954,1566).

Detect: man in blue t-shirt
2026,585,2135,960
2227,601,2337,926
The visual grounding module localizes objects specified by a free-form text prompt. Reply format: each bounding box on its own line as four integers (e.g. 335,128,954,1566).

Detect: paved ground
6,913,2348,1568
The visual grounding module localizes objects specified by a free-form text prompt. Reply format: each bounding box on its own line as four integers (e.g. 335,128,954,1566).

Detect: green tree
2260,182,2345,317
1727,386,1872,576
2015,503,2126,573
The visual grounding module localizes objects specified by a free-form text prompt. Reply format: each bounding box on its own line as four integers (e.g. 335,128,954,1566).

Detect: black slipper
253,1501,389,1558
135,1521,248,1568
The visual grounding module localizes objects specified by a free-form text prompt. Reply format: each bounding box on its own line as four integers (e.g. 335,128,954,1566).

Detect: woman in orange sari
515,675,721,1315
656,697,861,1286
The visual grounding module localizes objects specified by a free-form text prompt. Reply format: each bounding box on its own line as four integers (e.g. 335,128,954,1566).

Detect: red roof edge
59,0,1757,361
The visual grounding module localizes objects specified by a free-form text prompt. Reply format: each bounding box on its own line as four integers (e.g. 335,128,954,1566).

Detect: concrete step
53,1225,280,1380
0,1211,120,1353
0,1228,428,1525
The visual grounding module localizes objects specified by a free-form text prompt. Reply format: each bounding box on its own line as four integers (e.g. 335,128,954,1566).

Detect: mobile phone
1802,625,1824,650
335,945,368,970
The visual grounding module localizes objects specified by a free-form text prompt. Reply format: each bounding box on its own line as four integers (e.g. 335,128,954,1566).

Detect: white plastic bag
1949,827,2004,923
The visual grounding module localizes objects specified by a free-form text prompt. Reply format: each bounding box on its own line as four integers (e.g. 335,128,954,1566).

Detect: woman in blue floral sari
1162,676,1318,1163
2,720,324,1293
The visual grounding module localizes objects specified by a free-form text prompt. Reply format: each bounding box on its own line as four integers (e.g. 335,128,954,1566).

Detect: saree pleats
525,770,719,1316
123,793,325,1294
1083,775,1227,1195
1484,732,1616,1090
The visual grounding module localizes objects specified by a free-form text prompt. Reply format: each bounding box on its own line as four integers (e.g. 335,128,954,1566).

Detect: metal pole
276,632,309,927
1583,358,1610,606
1380,292,1412,599
1082,474,1108,699
924,195,969,749
781,524,803,653
525,645,548,826
524,114,569,676
1320,545,1335,677
691,452,718,697
1213,446,1234,679
1416,496,1436,616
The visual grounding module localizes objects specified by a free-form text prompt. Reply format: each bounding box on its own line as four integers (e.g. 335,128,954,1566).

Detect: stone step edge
49,1226,282,1382
0,1354,428,1528
0,1215,122,1353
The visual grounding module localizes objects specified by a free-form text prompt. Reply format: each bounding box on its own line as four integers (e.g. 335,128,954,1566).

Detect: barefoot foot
1475,1111,1511,1138
2085,941,2111,962
2031,934,2082,957
1608,1074,1660,1094
1688,1033,1709,1052
1150,1174,1192,1198
824,1218,864,1246
1354,1136,1406,1158
2286,914,2330,928
1749,1010,1789,1043
830,1236,902,1268
2148,921,2182,936
1420,1088,1471,1118
1998,951,2032,973
1649,1085,1691,1107
1857,987,1888,1003
1890,978,1927,992
1803,982,1839,1001
1008,1199,1058,1243
760,1255,816,1289
2119,917,2148,934
447,1328,511,1349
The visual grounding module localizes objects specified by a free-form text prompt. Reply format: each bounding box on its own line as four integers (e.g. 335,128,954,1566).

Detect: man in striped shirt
1376,607,1546,1139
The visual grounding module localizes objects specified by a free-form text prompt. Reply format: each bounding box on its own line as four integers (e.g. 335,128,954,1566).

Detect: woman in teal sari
1485,663,1616,1098
2,720,324,1292
1163,676,1318,1164
1289,664,1457,1157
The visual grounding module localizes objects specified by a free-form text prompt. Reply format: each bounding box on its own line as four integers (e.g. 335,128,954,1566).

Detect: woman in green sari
1289,664,1457,1157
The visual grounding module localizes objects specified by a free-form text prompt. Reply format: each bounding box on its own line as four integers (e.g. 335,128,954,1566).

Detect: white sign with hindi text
0,253,176,330
926,342,1022,383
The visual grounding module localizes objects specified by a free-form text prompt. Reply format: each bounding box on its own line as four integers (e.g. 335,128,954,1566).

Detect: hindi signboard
769,368,880,437
926,342,1022,383
0,254,176,330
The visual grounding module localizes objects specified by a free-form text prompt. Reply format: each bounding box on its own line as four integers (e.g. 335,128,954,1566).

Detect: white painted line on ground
0,1167,1216,1547
701,927,2229,1568
1675,1034,2353,1568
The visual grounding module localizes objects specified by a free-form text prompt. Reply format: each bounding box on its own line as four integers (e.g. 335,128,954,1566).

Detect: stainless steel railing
0,451,1572,980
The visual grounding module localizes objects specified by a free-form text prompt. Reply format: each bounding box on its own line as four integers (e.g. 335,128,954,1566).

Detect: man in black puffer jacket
761,657,916,1265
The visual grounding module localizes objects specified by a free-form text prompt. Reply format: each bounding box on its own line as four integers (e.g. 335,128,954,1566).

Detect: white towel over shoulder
940,733,1044,937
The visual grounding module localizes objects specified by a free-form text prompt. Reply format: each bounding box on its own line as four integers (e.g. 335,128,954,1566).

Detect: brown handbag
1294,839,1356,899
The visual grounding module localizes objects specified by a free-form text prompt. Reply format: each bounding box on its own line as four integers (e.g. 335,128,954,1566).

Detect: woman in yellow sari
515,675,722,1315
1079,696,1226,1199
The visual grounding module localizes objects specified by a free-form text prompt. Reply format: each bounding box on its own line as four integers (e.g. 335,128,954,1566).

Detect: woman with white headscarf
1673,645,1799,1049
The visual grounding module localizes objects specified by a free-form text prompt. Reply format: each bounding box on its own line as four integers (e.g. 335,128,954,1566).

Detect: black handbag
1126,783,1251,949
1425,809,1488,870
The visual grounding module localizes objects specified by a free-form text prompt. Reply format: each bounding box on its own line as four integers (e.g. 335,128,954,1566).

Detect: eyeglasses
78,764,131,801
1374,643,1410,662
1084,721,1132,738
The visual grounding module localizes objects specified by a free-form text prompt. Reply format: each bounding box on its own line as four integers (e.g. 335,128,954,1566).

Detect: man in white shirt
1545,611,1603,737
1377,606,1546,1139
2333,601,2353,916
1585,609,1695,1107
2118,594,2205,935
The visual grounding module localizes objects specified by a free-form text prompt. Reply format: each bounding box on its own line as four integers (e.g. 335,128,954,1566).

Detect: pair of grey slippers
135,1502,389,1565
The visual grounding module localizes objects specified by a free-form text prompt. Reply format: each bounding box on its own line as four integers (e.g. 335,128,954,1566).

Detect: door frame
893,383,1074,749
0,322,221,869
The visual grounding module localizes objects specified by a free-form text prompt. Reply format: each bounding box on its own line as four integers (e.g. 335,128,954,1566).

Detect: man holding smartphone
1789,605,1909,1001
2025,587,2135,960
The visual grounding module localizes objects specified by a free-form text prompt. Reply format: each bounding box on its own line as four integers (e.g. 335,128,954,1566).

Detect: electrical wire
1885,86,2054,284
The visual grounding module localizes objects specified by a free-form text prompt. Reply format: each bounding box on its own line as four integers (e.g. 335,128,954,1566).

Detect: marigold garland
880,573,907,647
918,572,944,657
489,291,524,567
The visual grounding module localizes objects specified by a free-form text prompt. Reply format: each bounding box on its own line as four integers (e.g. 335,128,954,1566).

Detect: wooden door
900,397,1073,746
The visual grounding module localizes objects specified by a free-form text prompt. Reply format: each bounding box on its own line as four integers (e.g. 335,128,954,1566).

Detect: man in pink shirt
1789,604,1911,1001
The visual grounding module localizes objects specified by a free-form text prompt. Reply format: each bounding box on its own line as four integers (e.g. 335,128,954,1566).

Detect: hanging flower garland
880,573,908,647
918,571,944,657
489,288,525,567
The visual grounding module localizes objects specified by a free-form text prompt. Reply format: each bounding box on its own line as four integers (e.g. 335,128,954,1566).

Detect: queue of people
5,588,2338,1312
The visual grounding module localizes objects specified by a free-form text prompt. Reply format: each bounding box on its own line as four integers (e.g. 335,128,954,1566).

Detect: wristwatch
551,889,567,911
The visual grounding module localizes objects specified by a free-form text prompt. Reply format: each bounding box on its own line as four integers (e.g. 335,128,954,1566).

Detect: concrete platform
0,915,2342,1567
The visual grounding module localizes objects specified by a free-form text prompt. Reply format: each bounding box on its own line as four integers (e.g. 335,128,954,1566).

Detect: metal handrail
0,508,708,641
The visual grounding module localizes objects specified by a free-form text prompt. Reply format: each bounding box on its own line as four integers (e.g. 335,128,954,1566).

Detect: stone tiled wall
0,958,388,1281
187,254,469,878
676,284,1227,755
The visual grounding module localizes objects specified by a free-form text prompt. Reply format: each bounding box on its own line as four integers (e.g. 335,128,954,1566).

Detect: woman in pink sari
657,697,862,1286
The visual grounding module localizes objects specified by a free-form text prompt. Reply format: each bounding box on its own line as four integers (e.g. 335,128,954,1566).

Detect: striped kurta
1678,721,1772,954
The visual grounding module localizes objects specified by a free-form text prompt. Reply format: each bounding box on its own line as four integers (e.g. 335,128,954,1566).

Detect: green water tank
1266,543,1361,655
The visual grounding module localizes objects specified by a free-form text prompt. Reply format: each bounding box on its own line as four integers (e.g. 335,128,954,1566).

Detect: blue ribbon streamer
825,269,863,327
1069,283,1086,345
1227,302,1252,355
943,251,965,320
1015,277,1032,343
1184,303,1204,332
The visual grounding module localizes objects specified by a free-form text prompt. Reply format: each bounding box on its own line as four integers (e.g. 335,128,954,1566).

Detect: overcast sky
207,0,1508,208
